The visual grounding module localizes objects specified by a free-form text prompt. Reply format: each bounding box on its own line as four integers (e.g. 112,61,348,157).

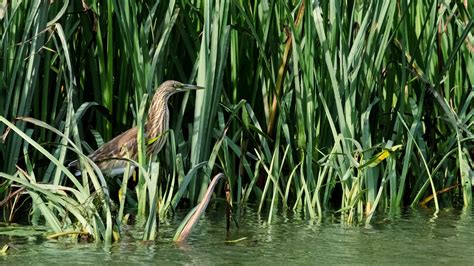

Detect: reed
0,0,472,241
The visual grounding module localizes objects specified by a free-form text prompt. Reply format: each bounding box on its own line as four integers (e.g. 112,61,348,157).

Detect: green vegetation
1,0,473,243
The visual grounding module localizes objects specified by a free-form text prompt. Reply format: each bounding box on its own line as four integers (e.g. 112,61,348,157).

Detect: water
1,206,474,264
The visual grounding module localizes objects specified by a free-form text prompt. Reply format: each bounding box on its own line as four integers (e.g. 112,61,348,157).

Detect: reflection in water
1,206,474,264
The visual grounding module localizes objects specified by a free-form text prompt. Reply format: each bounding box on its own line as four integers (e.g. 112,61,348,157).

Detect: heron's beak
181,84,204,91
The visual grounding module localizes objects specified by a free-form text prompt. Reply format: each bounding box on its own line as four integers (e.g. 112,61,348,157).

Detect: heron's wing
90,127,139,169
69,127,139,173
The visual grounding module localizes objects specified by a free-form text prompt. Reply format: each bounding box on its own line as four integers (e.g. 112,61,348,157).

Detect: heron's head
156,80,204,100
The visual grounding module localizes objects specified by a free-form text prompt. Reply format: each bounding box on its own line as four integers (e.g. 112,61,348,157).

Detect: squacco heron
69,80,202,176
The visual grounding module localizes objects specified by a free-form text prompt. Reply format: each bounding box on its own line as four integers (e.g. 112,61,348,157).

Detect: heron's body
69,80,202,176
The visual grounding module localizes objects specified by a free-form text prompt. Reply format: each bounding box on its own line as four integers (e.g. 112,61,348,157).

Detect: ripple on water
1,206,474,264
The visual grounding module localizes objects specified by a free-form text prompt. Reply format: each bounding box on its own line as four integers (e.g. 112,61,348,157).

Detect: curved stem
174,173,226,243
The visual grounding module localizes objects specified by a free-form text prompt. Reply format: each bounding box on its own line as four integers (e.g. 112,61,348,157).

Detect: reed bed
0,0,473,242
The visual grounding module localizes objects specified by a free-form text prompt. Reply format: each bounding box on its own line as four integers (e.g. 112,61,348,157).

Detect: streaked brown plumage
69,80,202,176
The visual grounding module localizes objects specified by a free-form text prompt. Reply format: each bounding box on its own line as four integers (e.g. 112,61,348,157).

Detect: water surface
1,206,473,264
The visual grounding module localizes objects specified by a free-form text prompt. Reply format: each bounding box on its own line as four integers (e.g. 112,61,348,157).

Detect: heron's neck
145,96,169,140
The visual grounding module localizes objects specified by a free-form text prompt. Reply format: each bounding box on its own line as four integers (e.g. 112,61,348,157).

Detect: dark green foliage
0,0,473,241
